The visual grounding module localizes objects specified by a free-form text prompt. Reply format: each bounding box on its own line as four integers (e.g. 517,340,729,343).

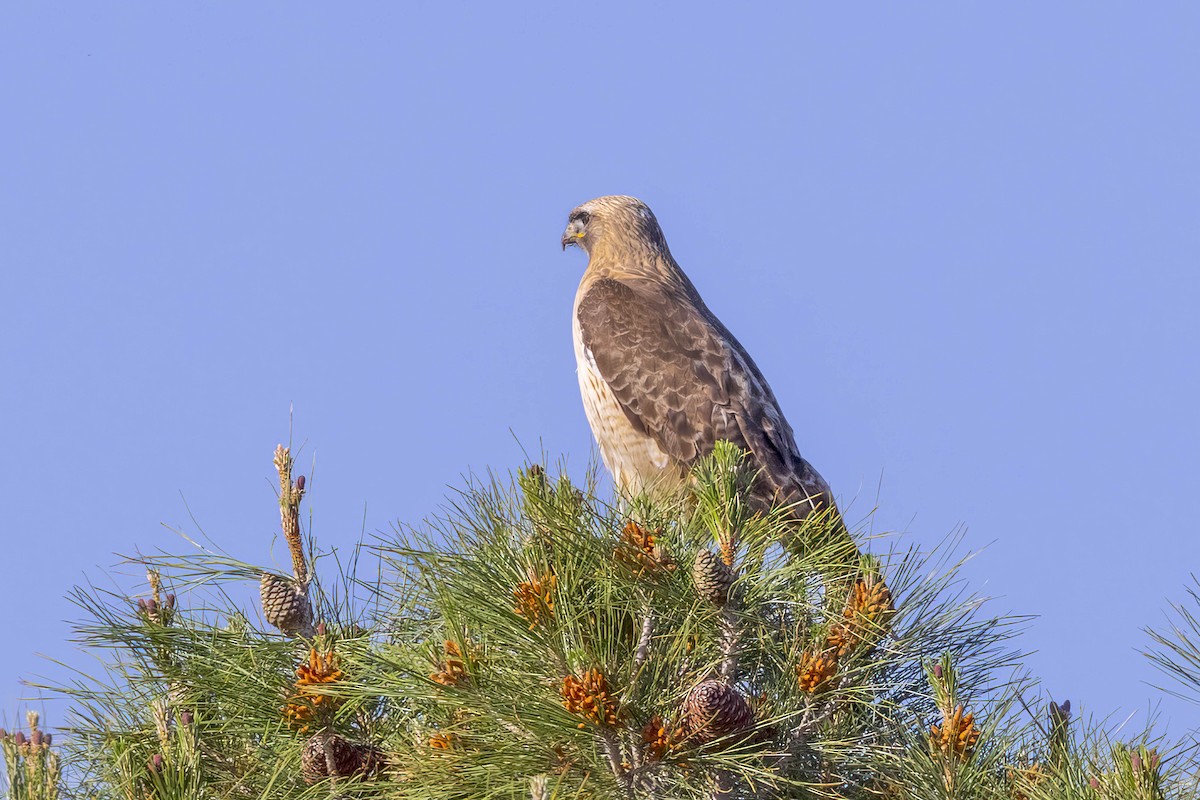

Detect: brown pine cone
681,679,754,744
692,550,734,606
300,730,383,785
260,573,314,638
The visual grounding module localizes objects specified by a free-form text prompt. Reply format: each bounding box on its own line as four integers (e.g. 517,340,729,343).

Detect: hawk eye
572,211,591,225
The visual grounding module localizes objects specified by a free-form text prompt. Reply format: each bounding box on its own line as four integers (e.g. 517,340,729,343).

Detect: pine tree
9,440,1198,799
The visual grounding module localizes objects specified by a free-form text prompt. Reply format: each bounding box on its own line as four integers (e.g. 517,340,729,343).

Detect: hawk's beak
561,222,585,251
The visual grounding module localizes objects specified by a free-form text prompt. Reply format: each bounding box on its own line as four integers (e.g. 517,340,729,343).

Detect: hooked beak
561,220,586,251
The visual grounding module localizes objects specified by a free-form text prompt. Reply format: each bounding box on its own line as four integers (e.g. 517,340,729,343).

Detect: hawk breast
572,297,678,494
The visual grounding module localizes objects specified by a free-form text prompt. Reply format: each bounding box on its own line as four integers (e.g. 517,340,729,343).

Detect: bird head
561,195,667,256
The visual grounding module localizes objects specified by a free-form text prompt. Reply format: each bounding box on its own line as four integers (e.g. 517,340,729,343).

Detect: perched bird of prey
562,195,840,529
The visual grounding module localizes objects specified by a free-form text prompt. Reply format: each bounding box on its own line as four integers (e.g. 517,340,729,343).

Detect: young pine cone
300,730,383,785
681,679,754,744
692,550,734,606
260,573,314,638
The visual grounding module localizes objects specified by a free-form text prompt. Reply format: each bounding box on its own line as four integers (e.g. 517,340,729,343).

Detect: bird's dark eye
571,210,591,225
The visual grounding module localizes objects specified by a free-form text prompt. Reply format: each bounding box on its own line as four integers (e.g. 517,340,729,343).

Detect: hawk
562,195,842,531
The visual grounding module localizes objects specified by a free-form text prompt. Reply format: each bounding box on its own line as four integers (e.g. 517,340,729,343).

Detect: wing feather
577,277,832,512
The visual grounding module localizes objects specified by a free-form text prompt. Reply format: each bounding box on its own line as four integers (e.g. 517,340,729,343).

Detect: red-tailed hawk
562,195,841,530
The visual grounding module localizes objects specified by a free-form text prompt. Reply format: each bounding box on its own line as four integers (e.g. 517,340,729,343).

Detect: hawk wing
576,277,831,510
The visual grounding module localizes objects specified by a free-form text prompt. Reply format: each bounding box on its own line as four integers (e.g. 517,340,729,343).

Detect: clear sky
2,5,1198,737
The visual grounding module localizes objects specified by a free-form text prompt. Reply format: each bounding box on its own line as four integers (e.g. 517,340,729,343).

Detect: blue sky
2,4,1198,737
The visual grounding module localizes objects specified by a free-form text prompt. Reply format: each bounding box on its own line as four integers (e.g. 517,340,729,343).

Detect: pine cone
681,679,754,744
300,730,382,785
692,550,734,605
260,573,314,637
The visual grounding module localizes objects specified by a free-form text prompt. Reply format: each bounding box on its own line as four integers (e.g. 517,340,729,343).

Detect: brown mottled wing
576,277,833,513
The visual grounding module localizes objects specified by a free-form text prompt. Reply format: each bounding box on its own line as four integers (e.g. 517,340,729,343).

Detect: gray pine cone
259,572,314,637
692,550,734,606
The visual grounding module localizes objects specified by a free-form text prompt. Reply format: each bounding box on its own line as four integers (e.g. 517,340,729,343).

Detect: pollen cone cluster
285,647,345,731
427,731,459,752
826,573,895,658
640,714,678,761
796,571,895,694
514,571,557,630
930,704,980,759
692,549,734,606
561,668,620,728
680,680,754,744
796,649,839,694
260,572,313,638
430,640,469,687
615,521,676,576
300,730,383,785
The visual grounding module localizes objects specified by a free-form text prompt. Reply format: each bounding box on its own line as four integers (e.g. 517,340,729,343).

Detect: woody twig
274,444,308,585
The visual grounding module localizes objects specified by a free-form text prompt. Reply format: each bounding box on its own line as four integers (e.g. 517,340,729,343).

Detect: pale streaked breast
571,303,679,497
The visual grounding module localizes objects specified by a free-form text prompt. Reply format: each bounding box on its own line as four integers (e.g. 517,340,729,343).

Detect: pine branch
273,443,308,586
635,612,655,670
717,603,742,684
